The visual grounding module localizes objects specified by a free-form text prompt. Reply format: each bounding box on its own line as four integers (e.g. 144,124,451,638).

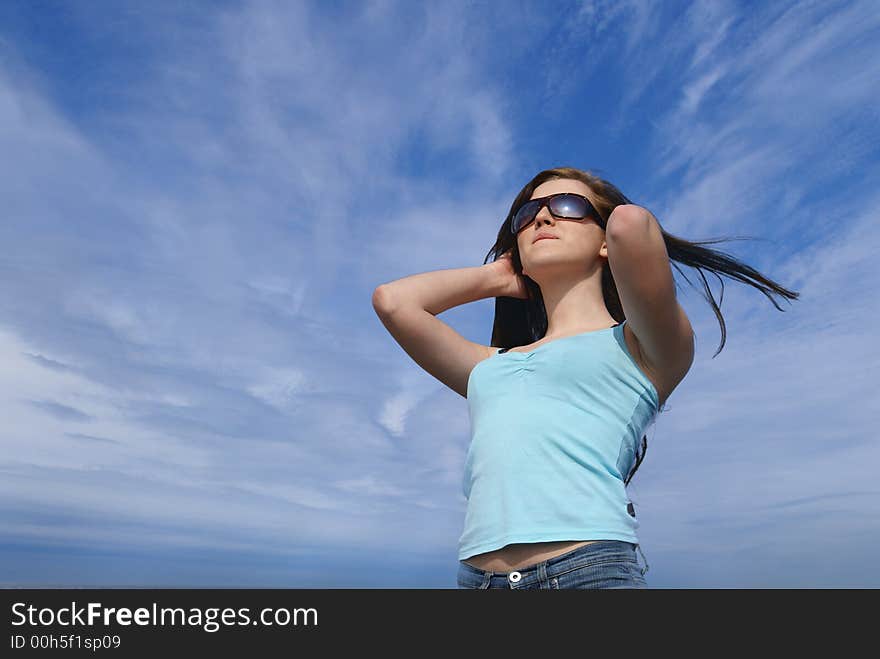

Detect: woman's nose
535,206,555,223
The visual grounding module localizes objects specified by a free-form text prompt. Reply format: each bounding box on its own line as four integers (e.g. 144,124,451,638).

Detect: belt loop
636,544,650,575
537,560,549,587
480,571,492,589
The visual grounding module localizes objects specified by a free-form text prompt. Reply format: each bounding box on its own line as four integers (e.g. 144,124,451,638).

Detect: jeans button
508,571,522,583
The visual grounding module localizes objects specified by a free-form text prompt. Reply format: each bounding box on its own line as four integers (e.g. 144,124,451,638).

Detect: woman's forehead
531,178,592,199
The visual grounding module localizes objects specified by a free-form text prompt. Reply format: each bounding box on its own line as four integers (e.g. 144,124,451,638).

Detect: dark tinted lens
549,194,589,218
512,200,540,233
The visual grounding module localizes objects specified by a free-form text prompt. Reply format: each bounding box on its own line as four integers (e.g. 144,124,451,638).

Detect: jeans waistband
459,540,649,586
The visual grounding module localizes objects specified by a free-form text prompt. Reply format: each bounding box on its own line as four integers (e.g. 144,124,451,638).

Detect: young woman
372,166,799,589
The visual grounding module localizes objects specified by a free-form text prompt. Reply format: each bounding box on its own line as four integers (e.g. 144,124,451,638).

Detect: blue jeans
457,540,649,589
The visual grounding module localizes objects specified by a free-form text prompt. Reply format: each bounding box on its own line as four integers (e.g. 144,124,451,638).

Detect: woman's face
515,178,608,280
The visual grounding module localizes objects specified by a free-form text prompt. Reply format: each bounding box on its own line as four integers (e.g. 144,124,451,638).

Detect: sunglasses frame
510,192,604,235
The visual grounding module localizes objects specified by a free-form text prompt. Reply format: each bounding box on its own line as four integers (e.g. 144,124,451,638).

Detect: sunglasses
510,192,603,235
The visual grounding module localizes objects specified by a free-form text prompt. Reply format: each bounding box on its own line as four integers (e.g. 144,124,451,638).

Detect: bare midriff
463,540,601,572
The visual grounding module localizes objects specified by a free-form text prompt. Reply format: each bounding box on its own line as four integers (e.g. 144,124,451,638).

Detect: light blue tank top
459,319,660,561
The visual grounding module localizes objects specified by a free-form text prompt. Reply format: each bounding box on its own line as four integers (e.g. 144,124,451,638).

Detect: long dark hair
482,167,800,487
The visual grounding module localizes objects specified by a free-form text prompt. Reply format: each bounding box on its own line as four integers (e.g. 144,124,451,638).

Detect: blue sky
1,0,877,588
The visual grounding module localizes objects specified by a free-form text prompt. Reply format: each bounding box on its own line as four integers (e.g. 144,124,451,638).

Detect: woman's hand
487,249,530,299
